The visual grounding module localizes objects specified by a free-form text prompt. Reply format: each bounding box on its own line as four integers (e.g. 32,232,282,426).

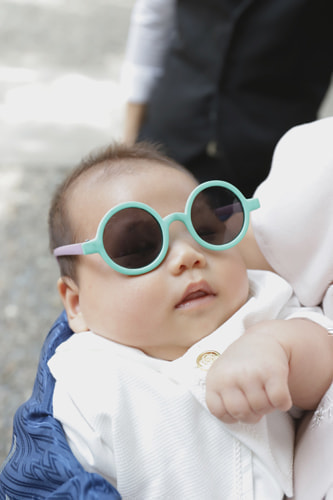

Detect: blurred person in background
122,0,333,196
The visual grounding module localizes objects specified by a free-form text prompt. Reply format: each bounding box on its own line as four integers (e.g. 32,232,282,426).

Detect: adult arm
242,118,333,312
121,0,176,143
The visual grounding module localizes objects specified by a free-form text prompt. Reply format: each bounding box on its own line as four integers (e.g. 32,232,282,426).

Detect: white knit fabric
293,381,333,500
249,118,333,500
121,0,175,102
49,271,333,499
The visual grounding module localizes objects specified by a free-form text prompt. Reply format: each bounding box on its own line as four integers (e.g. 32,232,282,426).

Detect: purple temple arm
215,203,242,218
54,243,84,257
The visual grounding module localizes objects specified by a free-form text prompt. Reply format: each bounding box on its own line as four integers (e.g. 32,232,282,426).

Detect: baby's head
49,142,251,360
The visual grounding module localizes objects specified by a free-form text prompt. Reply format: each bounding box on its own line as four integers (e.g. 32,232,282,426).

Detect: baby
48,141,333,499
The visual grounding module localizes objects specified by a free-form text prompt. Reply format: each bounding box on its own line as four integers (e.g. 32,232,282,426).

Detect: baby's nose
167,237,207,275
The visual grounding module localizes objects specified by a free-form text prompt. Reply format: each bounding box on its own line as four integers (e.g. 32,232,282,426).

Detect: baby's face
66,163,249,360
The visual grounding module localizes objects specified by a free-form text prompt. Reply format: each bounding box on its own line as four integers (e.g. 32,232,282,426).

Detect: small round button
196,350,220,370
206,140,218,157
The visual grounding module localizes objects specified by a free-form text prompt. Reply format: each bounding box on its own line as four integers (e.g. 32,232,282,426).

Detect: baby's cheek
228,262,250,311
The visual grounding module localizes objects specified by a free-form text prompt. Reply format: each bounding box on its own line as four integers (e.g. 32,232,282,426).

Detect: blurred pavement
0,0,135,464
0,0,332,466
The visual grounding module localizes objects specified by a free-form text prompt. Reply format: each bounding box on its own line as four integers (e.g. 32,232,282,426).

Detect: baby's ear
57,277,88,333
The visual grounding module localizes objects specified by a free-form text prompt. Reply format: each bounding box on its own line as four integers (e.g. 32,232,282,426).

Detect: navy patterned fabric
0,311,121,499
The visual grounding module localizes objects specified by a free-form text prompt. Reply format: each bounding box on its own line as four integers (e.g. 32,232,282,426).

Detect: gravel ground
0,0,135,465
0,163,70,462
1,0,333,467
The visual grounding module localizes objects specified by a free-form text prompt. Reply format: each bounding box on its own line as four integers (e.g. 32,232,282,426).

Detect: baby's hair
49,141,192,281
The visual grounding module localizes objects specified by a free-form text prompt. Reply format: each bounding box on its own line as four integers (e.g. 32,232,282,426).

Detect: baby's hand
206,328,292,424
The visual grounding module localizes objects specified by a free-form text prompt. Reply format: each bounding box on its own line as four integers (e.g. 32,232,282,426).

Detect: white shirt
252,117,333,319
49,271,332,500
121,0,175,102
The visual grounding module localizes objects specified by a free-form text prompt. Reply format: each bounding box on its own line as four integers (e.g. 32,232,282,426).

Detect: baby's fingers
206,391,234,423
207,387,264,424
265,376,292,412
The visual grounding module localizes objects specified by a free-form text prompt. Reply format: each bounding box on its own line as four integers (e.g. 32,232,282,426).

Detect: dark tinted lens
191,186,244,245
103,208,163,269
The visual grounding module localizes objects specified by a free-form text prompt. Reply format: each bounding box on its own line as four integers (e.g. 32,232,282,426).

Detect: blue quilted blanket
0,311,121,499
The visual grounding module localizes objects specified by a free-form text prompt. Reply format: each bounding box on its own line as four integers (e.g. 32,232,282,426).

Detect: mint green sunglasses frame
54,180,260,275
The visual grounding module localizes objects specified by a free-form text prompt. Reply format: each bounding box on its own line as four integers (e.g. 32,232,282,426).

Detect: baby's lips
176,280,215,308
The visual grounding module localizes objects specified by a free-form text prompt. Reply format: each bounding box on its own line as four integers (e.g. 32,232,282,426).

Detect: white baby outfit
49,271,332,500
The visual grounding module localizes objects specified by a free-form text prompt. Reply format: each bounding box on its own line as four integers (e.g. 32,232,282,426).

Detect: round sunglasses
54,180,260,275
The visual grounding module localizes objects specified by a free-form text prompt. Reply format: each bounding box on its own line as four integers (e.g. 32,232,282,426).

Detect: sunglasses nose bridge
163,212,191,237
162,211,204,253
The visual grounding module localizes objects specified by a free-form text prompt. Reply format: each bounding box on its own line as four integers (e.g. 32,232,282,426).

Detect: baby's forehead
69,158,141,197
77,157,182,185
66,159,193,231
72,158,193,197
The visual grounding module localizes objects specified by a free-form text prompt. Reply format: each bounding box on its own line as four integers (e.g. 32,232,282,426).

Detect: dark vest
139,0,333,195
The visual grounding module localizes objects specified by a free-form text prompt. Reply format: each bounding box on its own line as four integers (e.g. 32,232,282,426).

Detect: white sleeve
121,0,176,102
293,381,333,499
252,117,333,312
52,379,117,487
277,290,333,332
